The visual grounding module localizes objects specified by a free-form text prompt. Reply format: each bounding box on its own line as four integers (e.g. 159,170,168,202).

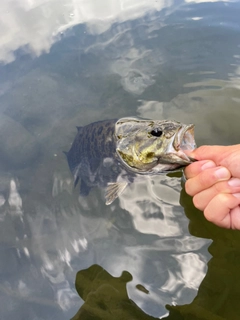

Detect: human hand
184,145,240,229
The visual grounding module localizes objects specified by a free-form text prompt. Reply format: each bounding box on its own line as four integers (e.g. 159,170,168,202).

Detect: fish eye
150,129,163,137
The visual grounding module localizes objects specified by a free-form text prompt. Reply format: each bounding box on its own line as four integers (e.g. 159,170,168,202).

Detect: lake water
1,1,240,319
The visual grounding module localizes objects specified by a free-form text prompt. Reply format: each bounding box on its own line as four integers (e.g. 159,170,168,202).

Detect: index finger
185,166,231,196
186,145,240,164
184,160,217,179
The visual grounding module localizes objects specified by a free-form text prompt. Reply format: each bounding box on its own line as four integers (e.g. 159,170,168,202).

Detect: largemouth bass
65,118,196,205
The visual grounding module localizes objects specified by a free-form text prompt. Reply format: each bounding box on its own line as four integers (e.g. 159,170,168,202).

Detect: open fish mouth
172,124,197,163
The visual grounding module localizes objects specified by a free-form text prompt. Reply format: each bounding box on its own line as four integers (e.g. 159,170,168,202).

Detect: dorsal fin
76,126,83,133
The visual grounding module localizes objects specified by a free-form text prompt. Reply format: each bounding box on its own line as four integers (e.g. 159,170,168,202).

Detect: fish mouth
148,124,197,173
172,124,196,164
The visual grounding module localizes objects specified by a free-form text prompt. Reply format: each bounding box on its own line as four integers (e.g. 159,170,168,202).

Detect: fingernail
228,178,240,187
214,167,230,180
201,161,216,171
233,193,240,199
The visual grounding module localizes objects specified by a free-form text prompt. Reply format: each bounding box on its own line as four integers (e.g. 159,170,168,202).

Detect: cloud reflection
8,179,23,216
172,252,206,290
118,175,183,236
186,0,231,2
0,168,211,316
0,0,172,64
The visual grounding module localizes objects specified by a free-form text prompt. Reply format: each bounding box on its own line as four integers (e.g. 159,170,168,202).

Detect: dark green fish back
66,119,117,182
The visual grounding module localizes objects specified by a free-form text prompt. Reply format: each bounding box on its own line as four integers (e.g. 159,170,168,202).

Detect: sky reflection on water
1,0,240,319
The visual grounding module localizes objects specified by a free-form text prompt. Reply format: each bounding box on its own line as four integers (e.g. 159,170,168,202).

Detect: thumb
187,145,225,162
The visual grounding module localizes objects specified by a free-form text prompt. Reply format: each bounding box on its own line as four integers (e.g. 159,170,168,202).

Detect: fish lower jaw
149,163,181,173
174,150,192,163
155,152,192,168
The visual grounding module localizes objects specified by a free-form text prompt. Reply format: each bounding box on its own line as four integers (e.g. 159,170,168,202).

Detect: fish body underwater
65,118,196,205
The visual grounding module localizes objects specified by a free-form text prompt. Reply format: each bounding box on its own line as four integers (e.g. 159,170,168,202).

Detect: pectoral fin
105,182,128,205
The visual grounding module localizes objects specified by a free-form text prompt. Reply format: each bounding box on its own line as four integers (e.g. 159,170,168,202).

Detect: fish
65,118,196,205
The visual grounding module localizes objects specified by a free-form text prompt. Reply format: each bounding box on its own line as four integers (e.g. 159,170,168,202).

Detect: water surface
1,0,240,319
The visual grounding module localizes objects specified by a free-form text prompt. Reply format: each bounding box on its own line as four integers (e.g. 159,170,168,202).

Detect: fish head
115,118,196,174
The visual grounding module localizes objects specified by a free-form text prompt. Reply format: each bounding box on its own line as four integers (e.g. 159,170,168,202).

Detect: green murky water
0,1,240,319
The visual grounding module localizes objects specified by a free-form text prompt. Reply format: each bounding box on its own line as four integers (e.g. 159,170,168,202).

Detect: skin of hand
184,145,240,229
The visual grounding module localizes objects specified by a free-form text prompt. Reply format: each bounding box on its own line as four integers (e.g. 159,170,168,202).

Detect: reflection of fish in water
65,118,196,205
